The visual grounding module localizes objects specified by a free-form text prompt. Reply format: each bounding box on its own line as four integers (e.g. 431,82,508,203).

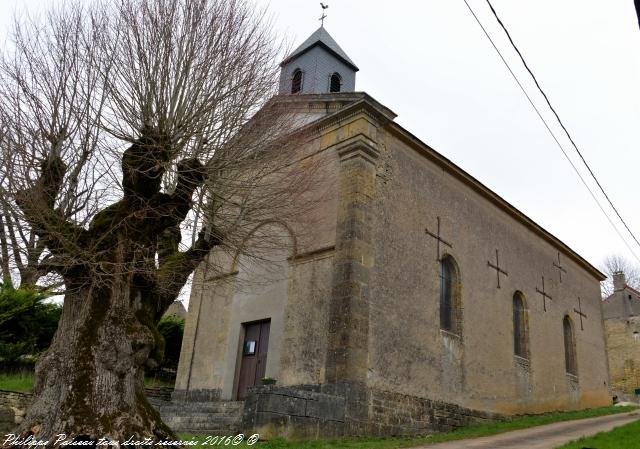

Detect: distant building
603,272,640,393
162,300,187,320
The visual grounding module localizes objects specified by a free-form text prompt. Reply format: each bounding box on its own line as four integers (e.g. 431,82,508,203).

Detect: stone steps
157,401,244,434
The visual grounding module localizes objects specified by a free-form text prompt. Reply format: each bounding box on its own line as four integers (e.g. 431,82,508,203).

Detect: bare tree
0,0,317,443
601,254,640,297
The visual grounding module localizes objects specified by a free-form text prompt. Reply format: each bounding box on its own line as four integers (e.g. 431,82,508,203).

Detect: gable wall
176,133,341,399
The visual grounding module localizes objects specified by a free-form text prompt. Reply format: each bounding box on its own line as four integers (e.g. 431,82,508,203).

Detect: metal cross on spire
319,3,329,27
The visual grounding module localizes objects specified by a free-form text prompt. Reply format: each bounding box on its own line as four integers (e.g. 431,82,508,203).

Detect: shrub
0,283,61,363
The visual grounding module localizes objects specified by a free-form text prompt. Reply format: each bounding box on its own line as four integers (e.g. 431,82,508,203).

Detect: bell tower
279,26,358,95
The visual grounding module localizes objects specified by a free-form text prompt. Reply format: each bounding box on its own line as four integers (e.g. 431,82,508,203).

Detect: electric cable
461,0,640,265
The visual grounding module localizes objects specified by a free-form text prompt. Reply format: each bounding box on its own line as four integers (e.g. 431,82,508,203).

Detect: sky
1,0,639,277
267,0,640,273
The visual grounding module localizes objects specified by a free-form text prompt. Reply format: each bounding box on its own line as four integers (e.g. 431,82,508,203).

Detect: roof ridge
281,26,358,70
625,284,640,297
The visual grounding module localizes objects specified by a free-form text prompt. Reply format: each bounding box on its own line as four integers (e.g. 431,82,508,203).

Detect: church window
291,69,303,94
513,291,529,359
563,315,578,376
329,72,342,92
440,255,461,335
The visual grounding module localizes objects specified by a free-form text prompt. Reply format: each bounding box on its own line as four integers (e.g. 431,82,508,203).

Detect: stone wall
1,384,503,438
242,385,345,439
241,384,502,439
367,128,611,414
368,388,501,435
0,390,32,432
0,388,174,433
605,316,640,392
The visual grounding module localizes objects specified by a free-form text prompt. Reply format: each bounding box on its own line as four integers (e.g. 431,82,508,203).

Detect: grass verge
0,372,34,392
179,405,637,449
0,371,173,391
556,416,640,449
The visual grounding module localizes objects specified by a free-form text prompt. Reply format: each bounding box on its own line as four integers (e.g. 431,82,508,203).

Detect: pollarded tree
0,0,315,443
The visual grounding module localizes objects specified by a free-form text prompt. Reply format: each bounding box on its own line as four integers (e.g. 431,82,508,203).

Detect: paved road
413,411,640,449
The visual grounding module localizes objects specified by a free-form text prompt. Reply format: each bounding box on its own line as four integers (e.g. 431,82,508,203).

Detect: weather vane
319,3,328,27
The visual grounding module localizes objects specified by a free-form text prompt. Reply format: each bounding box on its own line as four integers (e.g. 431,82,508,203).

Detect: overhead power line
461,0,640,265
482,0,640,251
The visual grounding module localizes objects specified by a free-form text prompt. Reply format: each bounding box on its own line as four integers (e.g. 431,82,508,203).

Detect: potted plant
260,376,277,385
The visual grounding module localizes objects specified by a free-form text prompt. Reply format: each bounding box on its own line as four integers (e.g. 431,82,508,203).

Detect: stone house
172,26,611,437
603,272,640,394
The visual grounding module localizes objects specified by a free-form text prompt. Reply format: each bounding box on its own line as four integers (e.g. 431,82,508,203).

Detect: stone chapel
171,26,611,437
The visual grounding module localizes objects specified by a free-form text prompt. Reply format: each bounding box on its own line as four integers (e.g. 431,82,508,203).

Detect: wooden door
236,320,270,400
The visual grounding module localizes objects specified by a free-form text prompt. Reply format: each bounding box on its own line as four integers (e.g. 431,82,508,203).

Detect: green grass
556,417,640,449
0,371,34,392
0,371,174,391
179,406,637,449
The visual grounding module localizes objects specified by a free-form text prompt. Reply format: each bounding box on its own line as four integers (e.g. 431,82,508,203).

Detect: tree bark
15,270,177,445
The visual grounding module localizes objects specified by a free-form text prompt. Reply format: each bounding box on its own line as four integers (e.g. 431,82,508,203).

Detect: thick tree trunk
14,275,176,446
7,137,216,446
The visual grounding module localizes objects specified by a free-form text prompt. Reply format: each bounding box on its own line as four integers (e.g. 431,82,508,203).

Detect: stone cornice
329,134,380,164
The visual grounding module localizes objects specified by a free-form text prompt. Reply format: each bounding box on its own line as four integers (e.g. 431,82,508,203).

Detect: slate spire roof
281,26,359,71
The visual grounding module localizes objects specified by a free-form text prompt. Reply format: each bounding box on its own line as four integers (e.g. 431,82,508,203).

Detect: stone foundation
1,385,503,438
242,385,346,439
367,388,502,435
241,384,503,439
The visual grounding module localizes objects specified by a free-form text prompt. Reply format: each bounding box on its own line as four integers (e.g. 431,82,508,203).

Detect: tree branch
0,214,11,284
15,156,88,259
155,226,221,312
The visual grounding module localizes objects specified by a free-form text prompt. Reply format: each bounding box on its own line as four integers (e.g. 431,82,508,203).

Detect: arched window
440,255,461,335
329,72,342,92
563,316,578,375
291,69,303,94
513,292,529,359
